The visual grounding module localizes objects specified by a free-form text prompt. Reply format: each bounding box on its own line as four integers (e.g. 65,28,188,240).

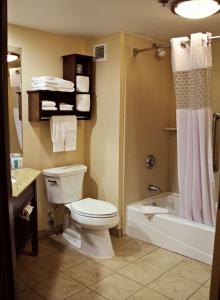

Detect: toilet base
63,221,115,259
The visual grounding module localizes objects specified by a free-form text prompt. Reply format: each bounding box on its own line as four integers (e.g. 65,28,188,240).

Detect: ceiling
8,0,220,42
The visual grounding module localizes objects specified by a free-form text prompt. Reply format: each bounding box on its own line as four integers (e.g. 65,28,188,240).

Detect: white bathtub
126,193,215,265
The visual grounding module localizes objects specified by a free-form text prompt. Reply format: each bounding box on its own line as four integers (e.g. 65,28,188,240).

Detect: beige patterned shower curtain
171,33,216,226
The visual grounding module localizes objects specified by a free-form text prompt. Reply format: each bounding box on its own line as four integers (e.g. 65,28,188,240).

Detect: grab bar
213,113,220,172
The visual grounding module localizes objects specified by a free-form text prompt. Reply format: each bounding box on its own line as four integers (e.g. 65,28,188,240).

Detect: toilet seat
67,198,118,218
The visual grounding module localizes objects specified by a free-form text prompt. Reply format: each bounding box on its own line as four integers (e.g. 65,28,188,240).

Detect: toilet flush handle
48,179,57,184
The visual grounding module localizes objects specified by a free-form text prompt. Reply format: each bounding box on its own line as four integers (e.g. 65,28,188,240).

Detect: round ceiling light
172,0,220,19
7,53,19,62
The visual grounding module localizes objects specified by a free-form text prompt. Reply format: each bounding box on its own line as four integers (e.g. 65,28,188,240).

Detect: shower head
155,47,166,59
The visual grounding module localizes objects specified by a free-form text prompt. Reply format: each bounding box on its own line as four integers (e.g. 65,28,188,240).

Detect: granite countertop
11,168,41,197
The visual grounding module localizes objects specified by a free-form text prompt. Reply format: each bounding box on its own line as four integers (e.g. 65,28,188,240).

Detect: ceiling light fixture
171,0,220,19
7,53,19,62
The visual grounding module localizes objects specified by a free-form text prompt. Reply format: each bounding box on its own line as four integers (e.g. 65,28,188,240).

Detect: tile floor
16,235,211,300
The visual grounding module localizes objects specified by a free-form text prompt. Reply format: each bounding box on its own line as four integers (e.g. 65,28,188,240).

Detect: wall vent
93,43,107,62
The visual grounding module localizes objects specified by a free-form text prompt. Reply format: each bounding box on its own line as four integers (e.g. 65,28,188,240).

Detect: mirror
8,46,22,154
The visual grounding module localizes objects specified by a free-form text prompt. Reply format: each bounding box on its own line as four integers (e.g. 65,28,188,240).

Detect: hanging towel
10,67,21,88
76,76,89,92
50,116,77,152
76,94,90,112
65,116,77,151
50,116,66,152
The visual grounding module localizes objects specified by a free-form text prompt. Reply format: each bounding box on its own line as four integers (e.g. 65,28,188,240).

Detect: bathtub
126,193,215,265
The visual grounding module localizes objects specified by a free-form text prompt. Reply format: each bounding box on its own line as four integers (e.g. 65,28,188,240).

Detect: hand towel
50,116,66,152
76,94,90,112
42,100,56,107
32,76,74,88
42,107,58,111
10,68,21,88
76,76,89,92
65,116,77,151
59,103,74,111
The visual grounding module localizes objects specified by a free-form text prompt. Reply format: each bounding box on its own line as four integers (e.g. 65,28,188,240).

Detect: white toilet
43,164,119,258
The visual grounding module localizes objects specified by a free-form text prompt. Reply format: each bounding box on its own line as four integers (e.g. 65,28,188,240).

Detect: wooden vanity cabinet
13,181,38,256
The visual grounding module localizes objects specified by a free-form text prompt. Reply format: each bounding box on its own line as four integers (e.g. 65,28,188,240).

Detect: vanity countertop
11,168,41,197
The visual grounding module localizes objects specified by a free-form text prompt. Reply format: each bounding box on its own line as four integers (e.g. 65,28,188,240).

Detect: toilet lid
70,198,118,218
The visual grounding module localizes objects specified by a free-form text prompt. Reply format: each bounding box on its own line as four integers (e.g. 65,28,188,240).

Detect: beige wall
8,25,88,230
84,34,122,223
123,34,173,205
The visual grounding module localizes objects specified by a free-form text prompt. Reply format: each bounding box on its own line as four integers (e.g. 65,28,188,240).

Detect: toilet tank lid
43,164,87,177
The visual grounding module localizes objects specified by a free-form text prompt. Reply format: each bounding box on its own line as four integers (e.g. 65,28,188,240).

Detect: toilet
43,164,119,258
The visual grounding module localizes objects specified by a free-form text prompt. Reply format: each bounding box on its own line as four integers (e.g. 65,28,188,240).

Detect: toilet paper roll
20,203,34,221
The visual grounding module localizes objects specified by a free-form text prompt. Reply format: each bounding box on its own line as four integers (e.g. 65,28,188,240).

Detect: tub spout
148,185,161,193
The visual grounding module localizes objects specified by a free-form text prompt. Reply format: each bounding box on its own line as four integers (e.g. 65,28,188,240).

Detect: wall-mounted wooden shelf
28,54,94,122
28,90,81,121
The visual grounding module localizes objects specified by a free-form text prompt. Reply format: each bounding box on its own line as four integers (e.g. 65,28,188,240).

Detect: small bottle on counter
10,153,23,169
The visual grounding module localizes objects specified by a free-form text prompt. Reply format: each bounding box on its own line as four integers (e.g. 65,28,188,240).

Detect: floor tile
127,286,170,300
31,272,85,300
93,253,131,271
64,259,113,286
17,288,43,300
116,239,157,262
17,256,57,286
111,235,132,249
167,258,211,284
90,273,142,300
139,248,185,271
204,279,211,288
67,288,106,300
189,286,210,300
118,260,165,285
47,248,87,271
149,272,200,300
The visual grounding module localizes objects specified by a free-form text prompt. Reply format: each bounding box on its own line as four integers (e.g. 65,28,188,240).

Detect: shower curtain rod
133,35,220,56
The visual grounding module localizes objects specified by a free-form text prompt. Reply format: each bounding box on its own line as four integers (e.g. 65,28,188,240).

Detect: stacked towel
50,116,77,152
76,76,89,92
59,103,74,111
32,76,75,92
76,94,90,112
41,100,57,111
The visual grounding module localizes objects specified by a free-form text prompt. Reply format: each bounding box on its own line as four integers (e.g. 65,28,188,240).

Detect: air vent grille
93,43,107,62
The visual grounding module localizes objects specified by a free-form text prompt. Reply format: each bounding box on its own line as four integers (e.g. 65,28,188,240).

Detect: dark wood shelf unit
28,90,75,121
62,54,94,120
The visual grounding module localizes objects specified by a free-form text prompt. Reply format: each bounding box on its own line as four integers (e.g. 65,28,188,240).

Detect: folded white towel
50,116,66,152
32,82,75,92
60,107,74,111
42,107,58,111
32,76,74,88
76,76,89,93
76,94,90,112
50,115,77,152
59,103,74,108
42,100,56,107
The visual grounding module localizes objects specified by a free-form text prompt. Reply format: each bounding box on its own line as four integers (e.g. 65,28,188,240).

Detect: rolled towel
76,76,89,92
42,100,56,107
76,94,90,112
32,76,74,88
59,103,74,111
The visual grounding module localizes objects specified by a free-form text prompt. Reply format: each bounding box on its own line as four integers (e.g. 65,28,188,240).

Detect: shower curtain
171,33,216,226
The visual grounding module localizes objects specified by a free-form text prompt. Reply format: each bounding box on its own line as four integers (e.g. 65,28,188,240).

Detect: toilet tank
43,164,87,204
